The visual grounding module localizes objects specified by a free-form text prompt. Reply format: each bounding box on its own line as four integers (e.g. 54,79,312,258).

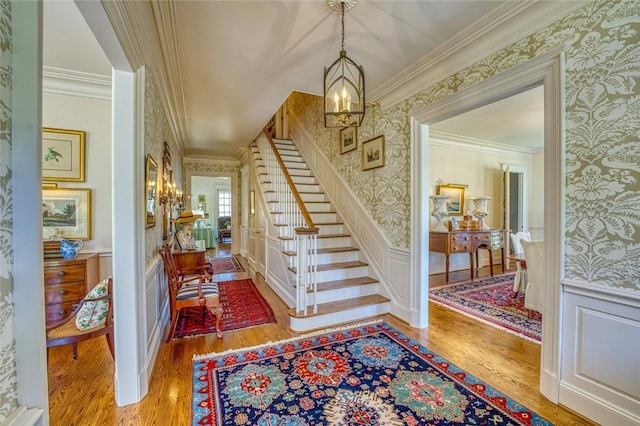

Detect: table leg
469,252,474,281
445,254,450,283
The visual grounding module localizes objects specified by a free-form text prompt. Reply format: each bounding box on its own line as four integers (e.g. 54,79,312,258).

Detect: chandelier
324,0,365,128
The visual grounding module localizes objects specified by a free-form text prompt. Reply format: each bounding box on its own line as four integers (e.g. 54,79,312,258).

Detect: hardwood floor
47,257,596,425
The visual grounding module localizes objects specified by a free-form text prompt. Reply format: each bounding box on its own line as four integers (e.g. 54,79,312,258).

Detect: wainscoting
560,280,640,426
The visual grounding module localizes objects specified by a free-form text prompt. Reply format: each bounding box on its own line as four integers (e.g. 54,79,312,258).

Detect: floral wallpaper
288,0,640,291
144,67,181,265
0,0,17,420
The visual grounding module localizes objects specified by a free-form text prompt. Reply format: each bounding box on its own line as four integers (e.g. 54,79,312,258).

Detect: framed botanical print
42,127,86,182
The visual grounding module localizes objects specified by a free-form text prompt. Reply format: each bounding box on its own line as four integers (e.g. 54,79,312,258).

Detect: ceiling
43,0,545,158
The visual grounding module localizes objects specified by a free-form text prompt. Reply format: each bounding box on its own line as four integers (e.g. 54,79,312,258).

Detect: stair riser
305,203,334,212
314,266,369,282
317,237,352,249
289,250,359,264
290,176,316,185
316,224,345,234
309,212,337,223
279,155,304,163
313,283,379,304
289,302,390,333
299,193,327,202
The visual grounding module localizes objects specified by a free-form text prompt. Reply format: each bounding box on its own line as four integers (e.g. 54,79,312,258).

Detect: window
218,190,231,217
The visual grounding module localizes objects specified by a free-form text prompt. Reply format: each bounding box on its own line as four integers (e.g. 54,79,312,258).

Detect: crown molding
184,156,241,166
429,130,540,156
42,66,111,100
370,1,589,109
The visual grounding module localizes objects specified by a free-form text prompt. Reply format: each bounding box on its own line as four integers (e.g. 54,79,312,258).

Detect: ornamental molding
43,66,111,100
429,130,539,156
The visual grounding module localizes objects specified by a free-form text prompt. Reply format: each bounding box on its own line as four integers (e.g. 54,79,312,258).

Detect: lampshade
324,0,365,128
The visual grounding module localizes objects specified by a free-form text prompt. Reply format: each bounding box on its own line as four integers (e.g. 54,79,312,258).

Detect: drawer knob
58,309,67,316
58,290,67,295
57,271,65,276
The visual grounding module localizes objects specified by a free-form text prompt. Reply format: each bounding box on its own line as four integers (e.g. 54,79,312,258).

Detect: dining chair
521,239,544,318
158,245,223,342
46,276,114,360
510,231,531,297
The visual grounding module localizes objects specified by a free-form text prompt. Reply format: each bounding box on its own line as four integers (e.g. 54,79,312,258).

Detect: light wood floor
47,257,596,425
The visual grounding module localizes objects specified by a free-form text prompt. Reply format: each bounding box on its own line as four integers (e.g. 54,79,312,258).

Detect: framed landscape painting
437,183,467,215
42,187,92,240
42,127,86,182
340,127,357,154
362,135,385,171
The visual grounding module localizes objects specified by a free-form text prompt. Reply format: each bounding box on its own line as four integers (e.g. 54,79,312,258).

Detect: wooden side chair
46,276,114,360
158,245,223,342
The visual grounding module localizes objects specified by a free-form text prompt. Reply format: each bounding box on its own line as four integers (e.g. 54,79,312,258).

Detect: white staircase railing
257,130,319,314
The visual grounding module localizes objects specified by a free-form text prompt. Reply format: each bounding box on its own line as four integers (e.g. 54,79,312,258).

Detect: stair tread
282,246,359,257
316,276,378,291
317,233,351,239
288,294,389,318
290,260,368,273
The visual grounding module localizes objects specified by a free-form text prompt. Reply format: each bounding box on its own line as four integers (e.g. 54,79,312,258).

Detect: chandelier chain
341,2,345,52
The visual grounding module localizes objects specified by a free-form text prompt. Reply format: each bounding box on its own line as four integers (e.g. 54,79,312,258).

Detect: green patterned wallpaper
288,1,640,291
0,0,17,420
144,68,181,265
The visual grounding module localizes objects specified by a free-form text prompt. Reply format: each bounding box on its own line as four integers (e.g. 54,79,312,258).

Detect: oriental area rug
429,273,542,343
192,321,551,425
208,256,244,274
174,278,275,338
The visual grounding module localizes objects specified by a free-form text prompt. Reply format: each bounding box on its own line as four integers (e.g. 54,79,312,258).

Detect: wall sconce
159,181,184,209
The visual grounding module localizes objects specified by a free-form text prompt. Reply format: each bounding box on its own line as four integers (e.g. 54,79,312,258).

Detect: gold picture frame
340,127,357,154
42,187,92,240
362,135,385,171
42,127,86,182
437,184,467,216
145,155,158,228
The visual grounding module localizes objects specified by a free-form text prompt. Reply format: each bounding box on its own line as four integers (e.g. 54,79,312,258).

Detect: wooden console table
429,229,505,283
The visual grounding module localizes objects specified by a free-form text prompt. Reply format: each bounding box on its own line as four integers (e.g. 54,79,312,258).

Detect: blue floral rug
192,321,551,425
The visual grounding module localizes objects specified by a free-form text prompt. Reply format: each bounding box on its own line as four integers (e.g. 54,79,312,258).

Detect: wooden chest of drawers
43,253,99,325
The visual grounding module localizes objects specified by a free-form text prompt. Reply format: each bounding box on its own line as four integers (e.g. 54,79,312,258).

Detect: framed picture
198,194,206,203
42,187,92,240
249,190,255,215
362,135,385,171
197,202,207,212
437,183,467,215
340,127,357,154
42,127,86,182
145,155,158,228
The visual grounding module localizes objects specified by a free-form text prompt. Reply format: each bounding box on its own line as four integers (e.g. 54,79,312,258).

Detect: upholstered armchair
217,215,231,243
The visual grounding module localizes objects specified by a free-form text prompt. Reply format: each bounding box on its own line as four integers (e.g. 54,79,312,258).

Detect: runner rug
429,273,542,343
208,256,244,274
192,321,551,425
175,278,275,338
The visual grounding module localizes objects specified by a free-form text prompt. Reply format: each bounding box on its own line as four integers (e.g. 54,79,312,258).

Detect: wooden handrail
263,128,317,232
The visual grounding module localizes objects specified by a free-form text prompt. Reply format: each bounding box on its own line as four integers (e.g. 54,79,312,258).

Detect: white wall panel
560,281,640,426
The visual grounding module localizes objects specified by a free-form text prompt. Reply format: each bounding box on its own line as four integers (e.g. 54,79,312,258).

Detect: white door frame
411,47,565,402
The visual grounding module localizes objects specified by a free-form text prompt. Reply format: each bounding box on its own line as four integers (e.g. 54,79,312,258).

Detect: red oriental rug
208,256,244,274
174,278,275,338
429,273,542,343
192,321,552,425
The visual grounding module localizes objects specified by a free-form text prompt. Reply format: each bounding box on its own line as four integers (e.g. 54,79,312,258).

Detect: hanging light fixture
324,0,365,128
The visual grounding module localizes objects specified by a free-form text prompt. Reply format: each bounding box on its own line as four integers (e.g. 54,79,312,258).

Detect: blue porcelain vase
60,239,84,260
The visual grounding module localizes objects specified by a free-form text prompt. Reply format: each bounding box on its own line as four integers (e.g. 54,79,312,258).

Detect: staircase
251,137,390,332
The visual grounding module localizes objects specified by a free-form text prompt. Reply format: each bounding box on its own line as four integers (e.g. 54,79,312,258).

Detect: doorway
411,49,565,402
